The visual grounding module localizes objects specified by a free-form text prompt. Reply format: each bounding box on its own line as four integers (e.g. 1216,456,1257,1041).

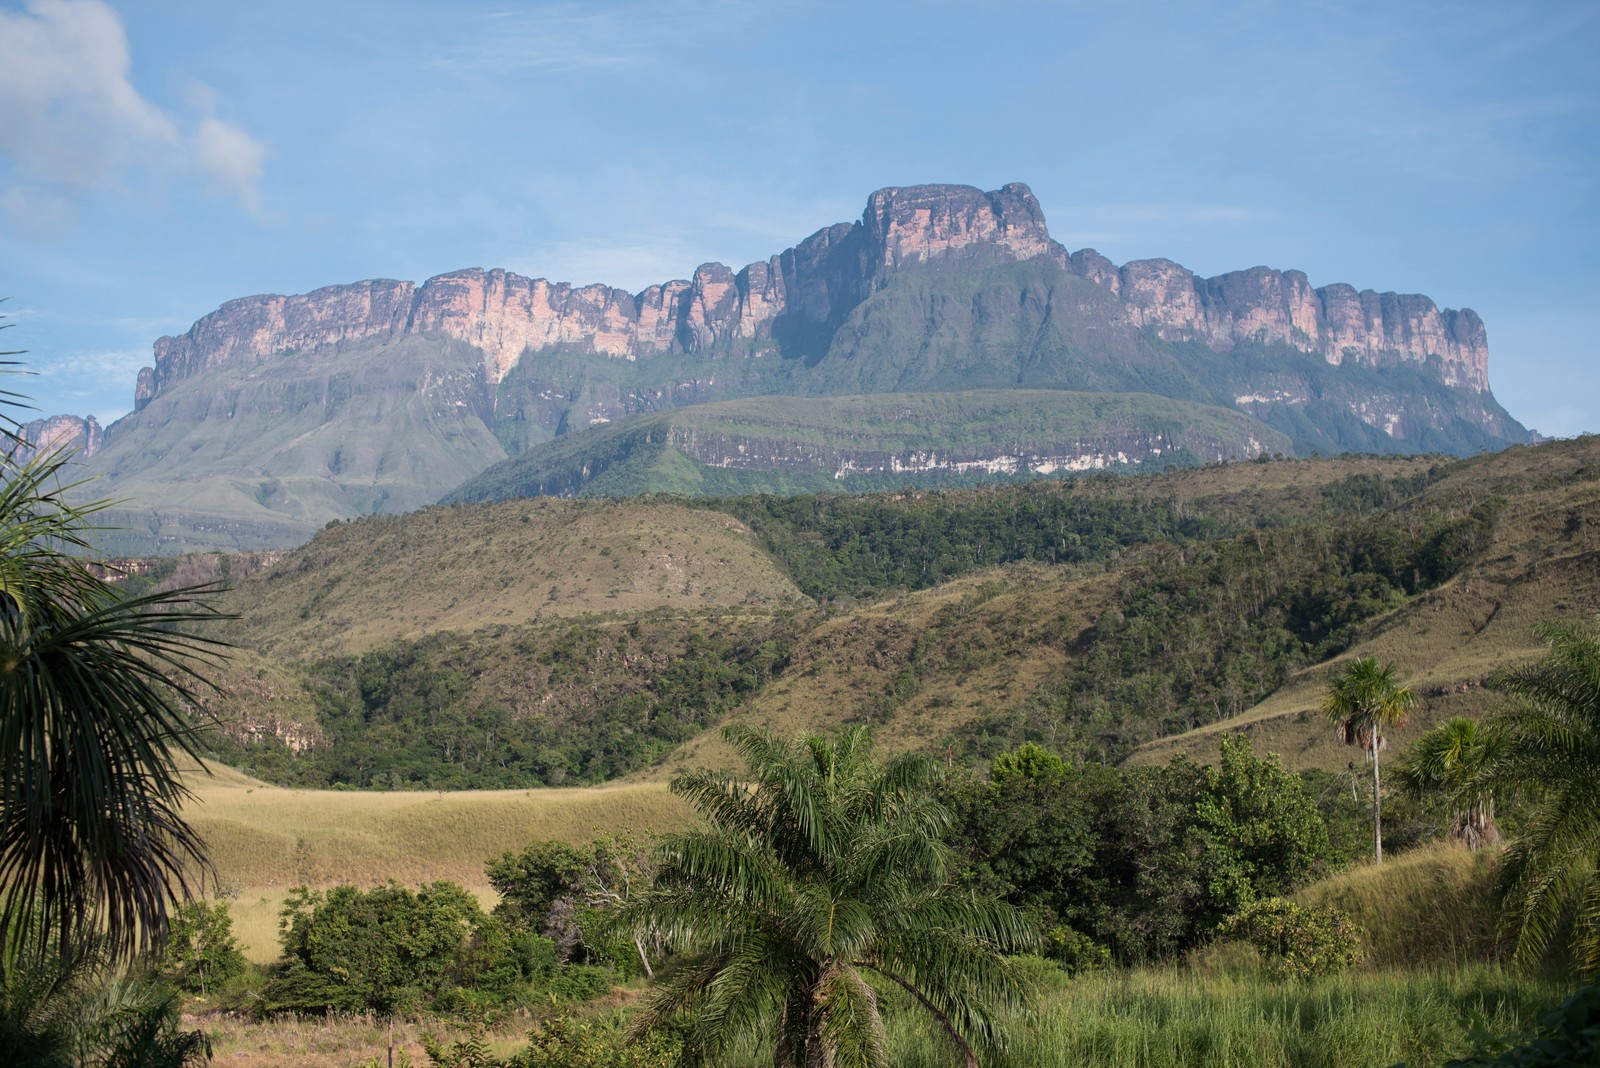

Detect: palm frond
814,962,887,1068
626,726,1031,1064
0,440,231,962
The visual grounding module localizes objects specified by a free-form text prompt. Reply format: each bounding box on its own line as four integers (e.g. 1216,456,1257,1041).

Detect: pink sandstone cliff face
135,182,1491,411
16,414,104,462
1093,259,1489,391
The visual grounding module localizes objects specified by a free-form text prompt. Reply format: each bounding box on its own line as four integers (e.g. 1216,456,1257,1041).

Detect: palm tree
1395,717,1502,850
620,724,1036,1068
0,356,227,963
1484,618,1600,978
1322,656,1416,864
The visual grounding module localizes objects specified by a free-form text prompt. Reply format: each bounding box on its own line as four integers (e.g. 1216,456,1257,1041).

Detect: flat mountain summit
38,182,1528,553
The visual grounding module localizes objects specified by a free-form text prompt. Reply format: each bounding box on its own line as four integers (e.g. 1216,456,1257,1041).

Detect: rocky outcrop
675,425,1268,481
15,414,104,462
134,181,1495,418
1073,258,1489,391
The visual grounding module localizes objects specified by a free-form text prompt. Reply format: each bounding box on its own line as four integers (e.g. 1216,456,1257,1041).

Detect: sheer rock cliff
135,182,1492,413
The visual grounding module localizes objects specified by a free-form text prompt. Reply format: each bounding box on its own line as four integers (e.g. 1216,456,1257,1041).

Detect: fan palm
1395,717,1502,850
0,360,227,963
1484,618,1600,977
1322,656,1416,864
620,724,1036,1068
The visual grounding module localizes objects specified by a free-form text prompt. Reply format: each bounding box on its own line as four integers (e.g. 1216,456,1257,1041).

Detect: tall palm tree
620,724,1036,1068
1484,618,1600,978
1395,717,1503,850
0,358,227,963
1322,656,1416,864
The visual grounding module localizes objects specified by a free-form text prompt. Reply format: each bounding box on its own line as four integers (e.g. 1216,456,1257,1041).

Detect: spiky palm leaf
1484,618,1600,977
1395,717,1503,849
620,724,1035,1067
0,432,229,962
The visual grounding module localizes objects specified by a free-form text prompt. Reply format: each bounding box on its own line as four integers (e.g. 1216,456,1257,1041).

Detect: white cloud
0,0,267,221
35,347,149,382
192,114,268,209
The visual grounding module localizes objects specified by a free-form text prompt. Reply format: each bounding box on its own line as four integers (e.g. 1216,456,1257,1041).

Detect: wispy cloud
34,347,149,384
1054,202,1289,252
0,0,268,225
431,1,753,75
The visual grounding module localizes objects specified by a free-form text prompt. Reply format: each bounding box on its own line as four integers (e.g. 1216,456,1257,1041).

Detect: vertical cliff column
859,181,1056,280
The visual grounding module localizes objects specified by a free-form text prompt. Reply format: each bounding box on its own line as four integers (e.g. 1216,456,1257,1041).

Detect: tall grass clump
1297,841,1503,967
881,965,1566,1068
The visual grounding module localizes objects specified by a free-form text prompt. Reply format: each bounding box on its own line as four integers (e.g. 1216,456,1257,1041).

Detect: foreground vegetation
178,697,1595,1066
8,312,1597,1064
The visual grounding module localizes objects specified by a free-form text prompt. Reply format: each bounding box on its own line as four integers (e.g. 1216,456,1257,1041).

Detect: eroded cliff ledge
137,182,1490,411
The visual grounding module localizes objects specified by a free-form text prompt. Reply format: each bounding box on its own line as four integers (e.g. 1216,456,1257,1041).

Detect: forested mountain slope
151,437,1597,789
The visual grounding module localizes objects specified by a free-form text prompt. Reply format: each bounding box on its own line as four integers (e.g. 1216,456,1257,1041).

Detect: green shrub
264,881,501,1015
416,1013,681,1068
511,1012,682,1068
1222,898,1363,981
1044,925,1111,974
153,899,246,995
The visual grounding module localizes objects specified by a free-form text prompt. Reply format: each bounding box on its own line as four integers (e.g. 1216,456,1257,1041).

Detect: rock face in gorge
61,180,1529,553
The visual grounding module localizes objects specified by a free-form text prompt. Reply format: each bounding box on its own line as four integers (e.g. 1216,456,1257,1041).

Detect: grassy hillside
450,389,1293,502
1128,435,1600,769
171,437,1600,797
179,760,686,962
653,437,1599,775
215,496,807,659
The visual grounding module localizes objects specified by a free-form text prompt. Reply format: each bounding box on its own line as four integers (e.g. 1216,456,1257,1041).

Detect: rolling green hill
157,437,1593,795
214,496,807,660
449,389,1294,502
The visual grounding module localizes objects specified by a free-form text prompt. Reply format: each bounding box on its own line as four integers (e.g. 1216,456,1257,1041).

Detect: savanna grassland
142,436,1600,1066
179,760,686,965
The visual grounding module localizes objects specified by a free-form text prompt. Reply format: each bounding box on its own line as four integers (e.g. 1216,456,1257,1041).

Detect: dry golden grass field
180,759,688,963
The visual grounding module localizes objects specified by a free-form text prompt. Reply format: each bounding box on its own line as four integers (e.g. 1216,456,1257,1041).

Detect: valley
169,436,1597,797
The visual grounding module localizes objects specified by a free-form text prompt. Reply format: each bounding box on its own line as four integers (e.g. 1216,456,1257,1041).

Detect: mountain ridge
35,181,1530,553
131,182,1493,414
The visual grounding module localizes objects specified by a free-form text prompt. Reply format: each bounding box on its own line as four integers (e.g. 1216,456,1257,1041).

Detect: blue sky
1,0,1596,437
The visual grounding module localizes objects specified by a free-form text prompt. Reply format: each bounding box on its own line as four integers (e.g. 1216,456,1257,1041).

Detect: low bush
153,899,247,995
1221,898,1363,981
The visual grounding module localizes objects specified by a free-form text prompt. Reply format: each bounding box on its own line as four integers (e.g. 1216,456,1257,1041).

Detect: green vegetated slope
177,440,1594,798
448,389,1293,501
85,253,1528,554
195,497,810,786
80,335,507,554
1128,436,1600,768
648,436,1599,776
216,496,807,660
